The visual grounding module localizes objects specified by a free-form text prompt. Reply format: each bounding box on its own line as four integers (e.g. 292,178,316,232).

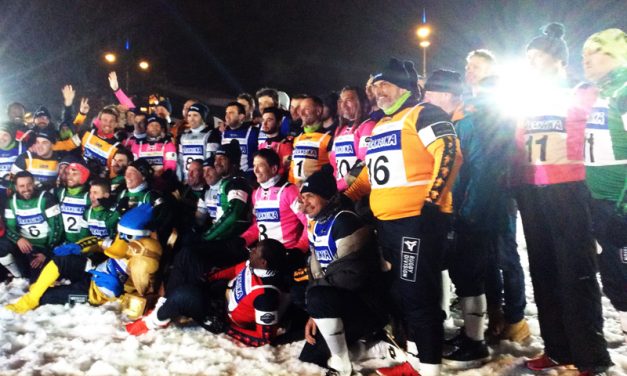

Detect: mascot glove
53,243,82,257
89,270,124,298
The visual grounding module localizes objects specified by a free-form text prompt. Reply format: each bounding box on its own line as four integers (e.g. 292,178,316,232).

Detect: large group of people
0,23,625,376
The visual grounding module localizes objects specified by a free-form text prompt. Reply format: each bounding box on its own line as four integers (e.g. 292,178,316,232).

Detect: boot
6,261,60,314
485,304,505,340
500,318,530,343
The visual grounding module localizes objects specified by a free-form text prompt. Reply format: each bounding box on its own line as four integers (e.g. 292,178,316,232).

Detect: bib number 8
367,155,390,185
259,223,268,240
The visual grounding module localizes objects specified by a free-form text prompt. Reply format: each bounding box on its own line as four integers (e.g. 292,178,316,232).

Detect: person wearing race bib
330,86,375,192
222,101,259,180
2,171,62,280
131,115,177,177
116,158,161,212
288,96,333,186
83,178,119,240
195,156,222,233
582,28,627,345
11,130,61,192
345,58,462,376
56,159,91,243
297,167,394,376
0,122,24,197
258,107,293,178
177,102,221,181
240,148,309,266
515,24,612,375
125,238,287,348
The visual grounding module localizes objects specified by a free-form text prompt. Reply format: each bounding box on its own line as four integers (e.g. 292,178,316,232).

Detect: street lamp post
416,25,431,77
103,52,150,92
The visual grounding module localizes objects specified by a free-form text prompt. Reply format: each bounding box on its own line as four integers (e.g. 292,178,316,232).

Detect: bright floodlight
104,53,116,63
416,26,431,39
138,60,150,70
419,40,431,48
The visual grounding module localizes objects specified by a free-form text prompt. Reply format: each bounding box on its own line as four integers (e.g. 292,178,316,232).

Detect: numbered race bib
87,210,110,238
522,115,568,166
254,184,286,243
60,194,88,234
585,98,621,166
292,139,322,180
181,132,209,175
366,120,406,188
13,194,53,240
138,144,165,168
333,133,357,179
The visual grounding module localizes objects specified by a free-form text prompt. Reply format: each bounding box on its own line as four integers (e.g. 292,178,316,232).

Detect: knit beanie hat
145,114,168,130
33,106,51,119
188,103,209,121
583,28,627,65
118,204,153,239
0,122,15,139
68,161,91,185
216,139,242,165
203,155,215,168
527,23,569,64
156,98,172,113
35,129,57,144
424,69,464,95
128,158,154,182
372,58,417,91
300,164,337,200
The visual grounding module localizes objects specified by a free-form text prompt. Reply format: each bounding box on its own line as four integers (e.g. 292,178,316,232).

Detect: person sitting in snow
5,204,161,313
126,238,287,347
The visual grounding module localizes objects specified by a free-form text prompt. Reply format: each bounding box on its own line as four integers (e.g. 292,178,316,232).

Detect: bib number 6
367,155,390,185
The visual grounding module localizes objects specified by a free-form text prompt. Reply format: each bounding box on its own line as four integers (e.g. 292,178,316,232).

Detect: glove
89,270,124,298
53,243,82,256
200,314,228,334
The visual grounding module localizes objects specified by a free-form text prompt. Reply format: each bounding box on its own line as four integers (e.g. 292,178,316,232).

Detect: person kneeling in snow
126,238,287,348
5,204,161,313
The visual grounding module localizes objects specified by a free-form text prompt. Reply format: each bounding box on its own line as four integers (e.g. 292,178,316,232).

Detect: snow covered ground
1,219,626,376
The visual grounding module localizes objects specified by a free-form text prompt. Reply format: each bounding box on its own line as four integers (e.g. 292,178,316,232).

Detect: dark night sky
0,0,625,117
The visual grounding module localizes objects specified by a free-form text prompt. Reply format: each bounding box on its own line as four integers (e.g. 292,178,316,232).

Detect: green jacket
585,66,627,212
202,174,252,241
57,186,91,243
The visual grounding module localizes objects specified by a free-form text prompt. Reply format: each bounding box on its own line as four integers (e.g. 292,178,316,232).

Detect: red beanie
68,162,90,185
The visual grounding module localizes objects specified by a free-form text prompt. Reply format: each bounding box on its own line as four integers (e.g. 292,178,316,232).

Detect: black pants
39,254,100,305
166,237,248,293
376,210,449,365
591,198,627,312
0,238,49,282
517,182,611,371
448,226,492,298
299,285,382,368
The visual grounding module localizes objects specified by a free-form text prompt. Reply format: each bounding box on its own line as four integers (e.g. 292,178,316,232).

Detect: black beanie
188,103,209,121
300,164,337,200
216,139,242,165
34,106,51,119
527,23,569,64
35,129,58,144
146,114,168,130
129,158,154,181
424,69,464,96
156,98,172,113
372,58,416,91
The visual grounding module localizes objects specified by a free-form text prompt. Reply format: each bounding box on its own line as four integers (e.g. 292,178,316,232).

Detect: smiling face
0,130,13,149
34,137,53,158
299,191,328,218
99,113,117,135
583,48,619,83
65,166,85,188
124,166,144,189
299,98,322,126
372,80,406,111
89,185,109,208
253,156,278,184
146,121,162,138
15,176,35,200
339,89,360,121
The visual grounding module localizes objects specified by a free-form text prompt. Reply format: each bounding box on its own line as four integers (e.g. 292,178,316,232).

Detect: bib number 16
367,155,390,185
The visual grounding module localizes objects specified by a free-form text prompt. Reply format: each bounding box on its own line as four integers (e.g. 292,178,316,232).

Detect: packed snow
1,218,626,376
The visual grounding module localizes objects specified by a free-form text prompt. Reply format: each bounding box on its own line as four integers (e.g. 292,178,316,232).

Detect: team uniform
514,83,611,370
11,151,61,191
258,136,293,178
81,130,121,173
345,99,462,367
131,137,177,176
241,178,308,252
0,140,24,195
57,187,91,243
83,205,120,239
196,179,223,227
222,123,260,174
177,125,221,180
288,130,333,185
585,66,627,331
329,119,376,191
